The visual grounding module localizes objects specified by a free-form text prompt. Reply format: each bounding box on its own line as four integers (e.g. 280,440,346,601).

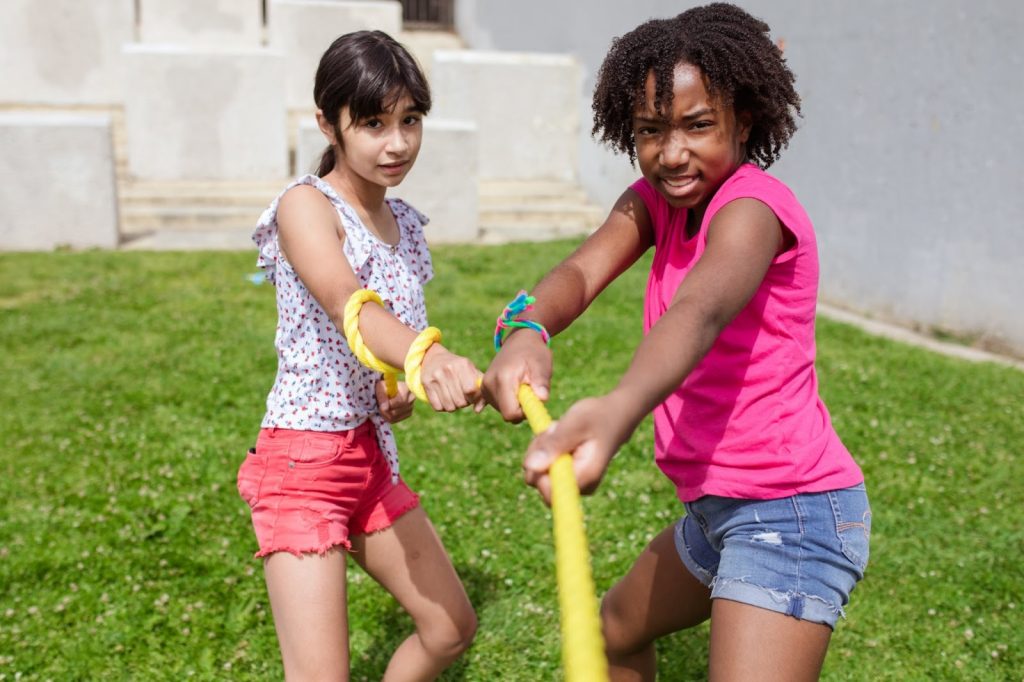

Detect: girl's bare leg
601,524,713,681
350,507,477,682
264,548,350,681
708,599,831,682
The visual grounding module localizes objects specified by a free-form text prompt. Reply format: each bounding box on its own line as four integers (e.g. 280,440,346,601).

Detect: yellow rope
517,384,609,682
404,326,442,403
342,289,400,397
345,289,608,679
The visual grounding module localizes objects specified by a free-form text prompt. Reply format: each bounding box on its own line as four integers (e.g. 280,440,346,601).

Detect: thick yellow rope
345,289,608,679
342,289,400,397
404,326,442,403
343,290,442,403
517,384,609,682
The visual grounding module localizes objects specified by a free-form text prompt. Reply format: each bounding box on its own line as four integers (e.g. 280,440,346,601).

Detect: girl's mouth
662,174,697,189
379,162,408,175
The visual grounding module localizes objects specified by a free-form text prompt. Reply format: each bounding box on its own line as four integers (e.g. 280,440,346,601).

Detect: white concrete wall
122,44,289,181
455,0,1024,355
295,117,328,177
296,117,480,243
268,0,403,111
0,0,135,105
430,50,580,181
393,119,479,243
0,113,119,250
139,0,263,47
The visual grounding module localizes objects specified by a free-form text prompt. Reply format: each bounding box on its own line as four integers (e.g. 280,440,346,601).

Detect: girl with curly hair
483,5,869,679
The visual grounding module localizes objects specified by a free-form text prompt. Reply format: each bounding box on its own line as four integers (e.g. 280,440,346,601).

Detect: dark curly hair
591,3,800,168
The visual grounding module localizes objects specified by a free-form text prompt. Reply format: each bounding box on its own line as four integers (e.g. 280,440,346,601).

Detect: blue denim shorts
675,483,870,628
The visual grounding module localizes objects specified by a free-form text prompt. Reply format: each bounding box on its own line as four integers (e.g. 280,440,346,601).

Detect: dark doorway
401,0,455,30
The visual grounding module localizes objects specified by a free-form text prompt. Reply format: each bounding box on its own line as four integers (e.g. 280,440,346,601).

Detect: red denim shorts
236,422,419,557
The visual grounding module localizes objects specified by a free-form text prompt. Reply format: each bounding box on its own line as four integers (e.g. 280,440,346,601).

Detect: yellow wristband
343,289,401,396
404,327,442,402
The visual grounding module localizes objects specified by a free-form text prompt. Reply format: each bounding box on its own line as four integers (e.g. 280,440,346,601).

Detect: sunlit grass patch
0,244,1021,680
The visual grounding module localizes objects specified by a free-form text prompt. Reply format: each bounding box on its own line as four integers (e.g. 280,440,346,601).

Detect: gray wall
455,1,1024,357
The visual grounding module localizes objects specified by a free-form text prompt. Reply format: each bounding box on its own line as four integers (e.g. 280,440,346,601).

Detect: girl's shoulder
252,175,362,283
279,175,360,221
708,164,814,256
716,164,794,201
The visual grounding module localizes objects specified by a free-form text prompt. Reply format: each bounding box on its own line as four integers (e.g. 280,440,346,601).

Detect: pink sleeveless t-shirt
633,164,863,502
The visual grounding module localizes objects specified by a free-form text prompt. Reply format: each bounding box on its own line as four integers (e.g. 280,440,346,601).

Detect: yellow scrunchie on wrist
343,289,401,397
403,327,442,403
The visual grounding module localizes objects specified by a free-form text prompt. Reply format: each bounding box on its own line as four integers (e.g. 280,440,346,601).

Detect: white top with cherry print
252,174,433,482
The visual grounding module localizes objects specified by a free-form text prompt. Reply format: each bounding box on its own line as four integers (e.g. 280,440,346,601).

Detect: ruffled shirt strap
252,174,377,283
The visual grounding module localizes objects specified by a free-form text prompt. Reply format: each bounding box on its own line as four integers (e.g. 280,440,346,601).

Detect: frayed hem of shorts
710,576,845,629
359,496,420,537
253,536,352,559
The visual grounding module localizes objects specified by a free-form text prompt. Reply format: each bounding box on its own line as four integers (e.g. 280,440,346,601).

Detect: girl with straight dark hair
239,30,479,680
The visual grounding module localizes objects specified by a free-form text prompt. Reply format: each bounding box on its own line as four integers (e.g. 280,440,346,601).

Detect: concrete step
479,190,590,206
476,178,604,244
478,221,595,244
115,175,604,246
479,179,588,199
480,202,603,220
120,180,282,206
120,205,263,234
118,179,283,235
120,228,255,251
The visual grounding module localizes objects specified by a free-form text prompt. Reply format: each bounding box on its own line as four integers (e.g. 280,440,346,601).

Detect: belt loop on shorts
349,419,371,443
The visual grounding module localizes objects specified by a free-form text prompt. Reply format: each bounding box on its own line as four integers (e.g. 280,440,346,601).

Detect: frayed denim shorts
675,483,870,628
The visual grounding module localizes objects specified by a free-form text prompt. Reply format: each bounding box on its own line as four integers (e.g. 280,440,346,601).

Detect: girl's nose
385,127,410,154
660,130,689,167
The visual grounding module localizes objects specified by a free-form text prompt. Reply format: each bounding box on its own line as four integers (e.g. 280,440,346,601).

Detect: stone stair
100,25,605,250
117,177,604,249
117,179,284,249
477,179,605,244
106,104,286,249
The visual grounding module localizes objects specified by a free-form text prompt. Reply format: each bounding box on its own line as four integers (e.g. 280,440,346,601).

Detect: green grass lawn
1,241,1022,681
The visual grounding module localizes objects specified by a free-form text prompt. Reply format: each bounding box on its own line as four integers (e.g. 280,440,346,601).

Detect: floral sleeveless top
252,174,433,482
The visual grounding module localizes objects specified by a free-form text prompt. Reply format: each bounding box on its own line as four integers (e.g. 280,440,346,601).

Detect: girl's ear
736,110,753,144
315,109,336,146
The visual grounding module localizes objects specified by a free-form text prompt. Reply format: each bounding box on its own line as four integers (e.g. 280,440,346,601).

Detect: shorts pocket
237,448,267,507
287,433,347,469
828,484,871,571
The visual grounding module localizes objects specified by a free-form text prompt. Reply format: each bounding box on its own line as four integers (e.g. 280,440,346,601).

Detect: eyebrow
634,107,716,124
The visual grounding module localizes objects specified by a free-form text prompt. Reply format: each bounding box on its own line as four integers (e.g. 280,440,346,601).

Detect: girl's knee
600,592,647,655
420,606,477,660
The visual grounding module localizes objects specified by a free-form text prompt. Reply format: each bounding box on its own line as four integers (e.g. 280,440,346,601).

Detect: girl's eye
692,120,714,130
637,126,659,136
403,116,422,126
365,119,383,129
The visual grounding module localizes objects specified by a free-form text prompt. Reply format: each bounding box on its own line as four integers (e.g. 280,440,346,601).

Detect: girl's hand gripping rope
415,341,484,413
375,379,415,423
344,289,482,412
481,289,553,420
523,392,635,505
